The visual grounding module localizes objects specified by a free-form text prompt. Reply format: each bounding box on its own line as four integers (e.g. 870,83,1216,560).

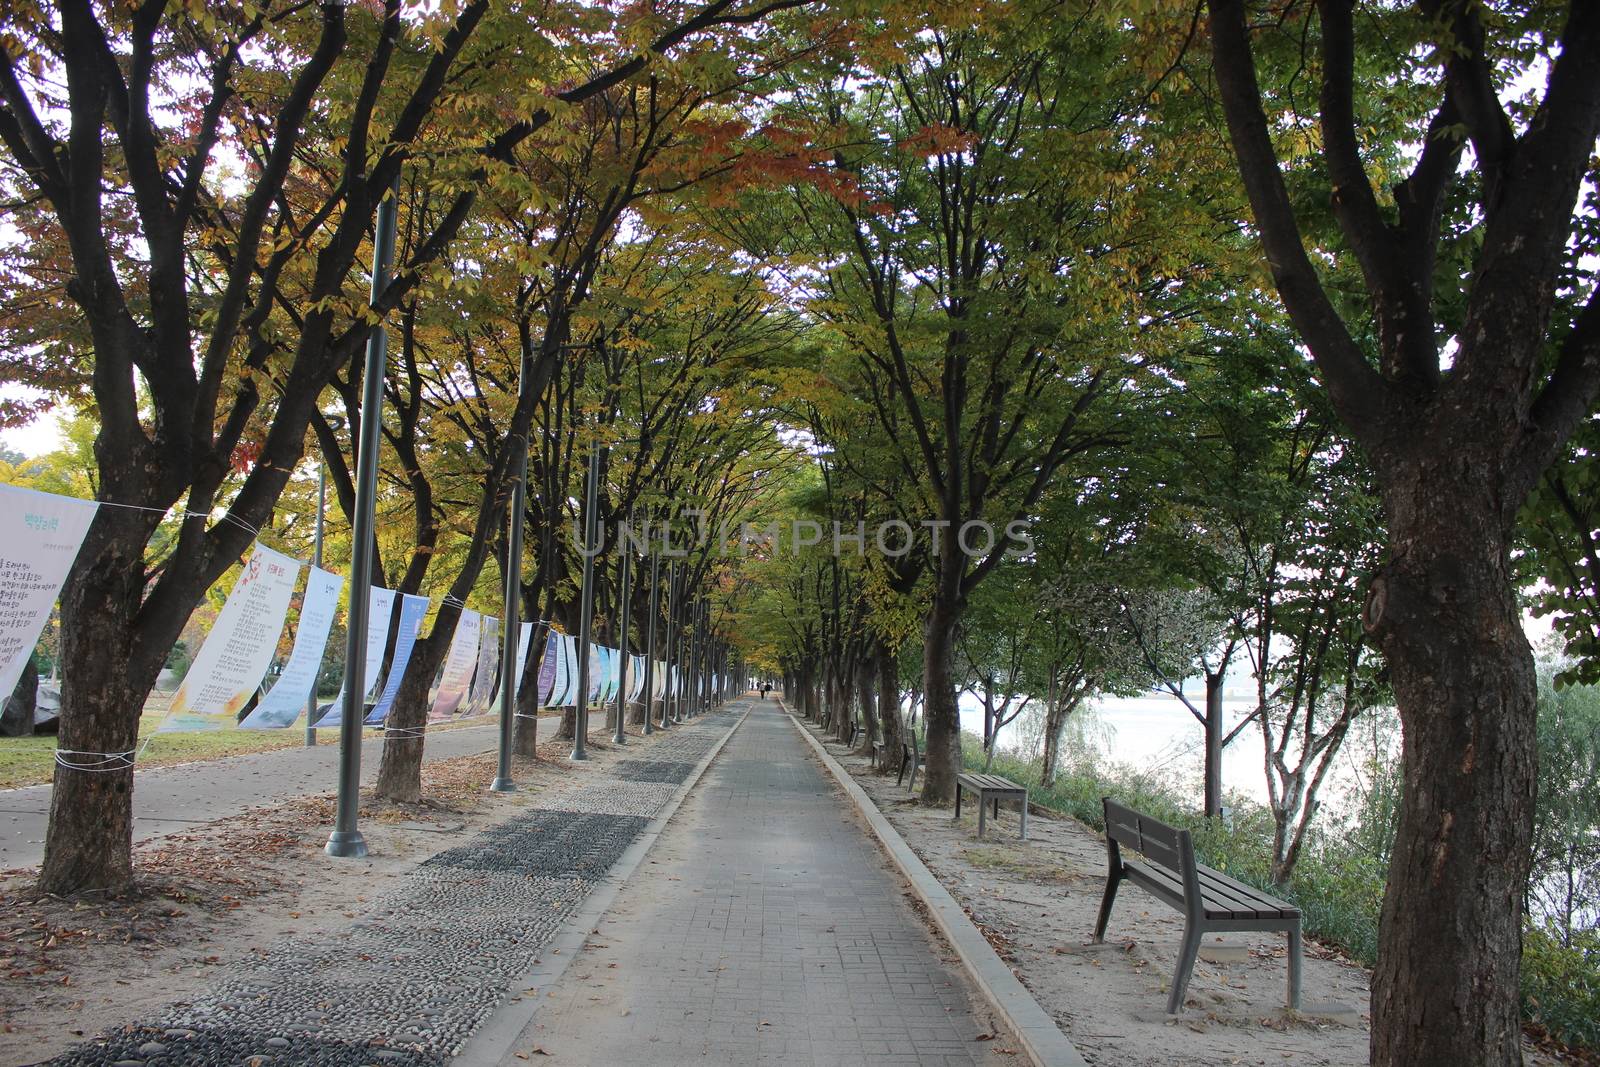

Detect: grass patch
0,695,504,790
960,844,1078,883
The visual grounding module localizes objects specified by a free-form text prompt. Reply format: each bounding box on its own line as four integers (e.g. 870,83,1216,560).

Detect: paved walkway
0,711,605,870
505,703,1010,1066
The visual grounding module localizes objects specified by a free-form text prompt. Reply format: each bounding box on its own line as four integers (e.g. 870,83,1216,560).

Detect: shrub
1522,924,1600,1053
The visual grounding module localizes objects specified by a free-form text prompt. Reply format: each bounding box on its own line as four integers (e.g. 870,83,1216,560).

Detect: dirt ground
810,729,1564,1067
0,730,627,1067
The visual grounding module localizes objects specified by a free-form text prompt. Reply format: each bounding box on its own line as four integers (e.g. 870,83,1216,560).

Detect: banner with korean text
240,566,343,729
0,484,98,698
365,593,431,726
164,544,302,731
430,609,480,720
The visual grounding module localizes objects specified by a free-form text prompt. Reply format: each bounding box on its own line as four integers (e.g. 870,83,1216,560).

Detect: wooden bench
954,773,1028,840
1094,797,1302,1014
897,732,924,791
871,740,885,768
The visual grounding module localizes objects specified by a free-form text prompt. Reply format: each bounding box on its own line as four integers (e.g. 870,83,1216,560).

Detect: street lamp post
491,399,531,792
612,529,630,745
660,561,678,729
571,442,604,761
305,458,326,747
325,183,400,860
641,548,658,736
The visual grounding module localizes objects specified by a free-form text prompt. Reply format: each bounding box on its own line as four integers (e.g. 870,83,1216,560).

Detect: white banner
464,616,500,716
512,621,534,698
536,629,560,706
548,632,577,707
597,645,619,703
627,655,646,702
430,608,480,720
315,585,397,728
0,485,98,698
365,592,431,725
164,544,302,731
240,567,343,729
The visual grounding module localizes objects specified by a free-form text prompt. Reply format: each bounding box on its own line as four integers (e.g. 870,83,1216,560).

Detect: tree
1528,662,1600,945
1203,2,1600,1061
772,6,1207,804
1520,417,1600,687
0,0,819,892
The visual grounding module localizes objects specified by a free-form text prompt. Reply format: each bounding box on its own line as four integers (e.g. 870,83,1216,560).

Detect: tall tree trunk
1202,670,1225,818
1367,480,1535,1067
373,602,461,803
874,639,900,769
920,604,962,805
855,657,878,755
1040,689,1081,789
40,511,169,893
2,656,38,738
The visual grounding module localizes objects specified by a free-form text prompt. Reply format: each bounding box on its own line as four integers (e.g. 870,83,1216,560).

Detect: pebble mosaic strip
45,707,746,1066
610,759,697,784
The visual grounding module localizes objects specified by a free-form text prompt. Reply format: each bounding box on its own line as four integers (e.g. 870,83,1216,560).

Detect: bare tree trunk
1367,486,1535,1067
875,639,901,770
1203,670,1225,817
2,656,38,737
1040,689,1081,789
921,604,962,805
855,658,878,755
373,602,461,804
41,510,173,894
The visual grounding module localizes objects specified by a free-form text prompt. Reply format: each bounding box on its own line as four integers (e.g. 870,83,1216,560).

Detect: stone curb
451,703,753,1067
784,708,1089,1067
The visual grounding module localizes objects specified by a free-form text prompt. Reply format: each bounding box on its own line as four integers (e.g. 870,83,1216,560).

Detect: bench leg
897,754,907,787
909,760,917,793
1019,797,1028,841
1287,920,1303,1010
1166,920,1203,1015
977,794,987,839
1091,870,1121,942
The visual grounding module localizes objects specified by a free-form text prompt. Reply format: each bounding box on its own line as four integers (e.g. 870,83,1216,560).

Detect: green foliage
1522,924,1600,1053
1520,417,1600,687
1529,666,1600,939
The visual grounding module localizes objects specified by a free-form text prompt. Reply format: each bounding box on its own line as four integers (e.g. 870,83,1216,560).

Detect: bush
1522,924,1600,1053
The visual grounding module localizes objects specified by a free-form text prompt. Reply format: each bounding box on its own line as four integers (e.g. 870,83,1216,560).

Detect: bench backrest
1103,797,1198,892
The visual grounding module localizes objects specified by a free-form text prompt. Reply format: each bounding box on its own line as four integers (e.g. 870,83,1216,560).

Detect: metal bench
897,732,924,791
1093,797,1302,1014
954,773,1028,840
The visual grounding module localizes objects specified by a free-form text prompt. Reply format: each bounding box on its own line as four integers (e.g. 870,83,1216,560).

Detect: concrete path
503,702,1012,1066
0,711,606,870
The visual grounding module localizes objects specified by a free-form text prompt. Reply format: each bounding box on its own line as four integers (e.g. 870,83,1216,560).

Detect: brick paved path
511,703,1011,1066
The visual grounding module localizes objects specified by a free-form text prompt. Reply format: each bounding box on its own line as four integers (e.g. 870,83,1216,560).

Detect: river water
955,688,1392,816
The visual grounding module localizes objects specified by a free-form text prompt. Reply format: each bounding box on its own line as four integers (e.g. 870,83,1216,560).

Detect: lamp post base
324,830,368,858
489,777,517,793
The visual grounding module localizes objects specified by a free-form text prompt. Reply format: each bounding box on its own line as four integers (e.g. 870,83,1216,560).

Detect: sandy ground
815,729,1575,1066
806,728,1392,1067
0,729,629,1067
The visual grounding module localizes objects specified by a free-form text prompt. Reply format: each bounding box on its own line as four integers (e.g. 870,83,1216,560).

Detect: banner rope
54,734,154,772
